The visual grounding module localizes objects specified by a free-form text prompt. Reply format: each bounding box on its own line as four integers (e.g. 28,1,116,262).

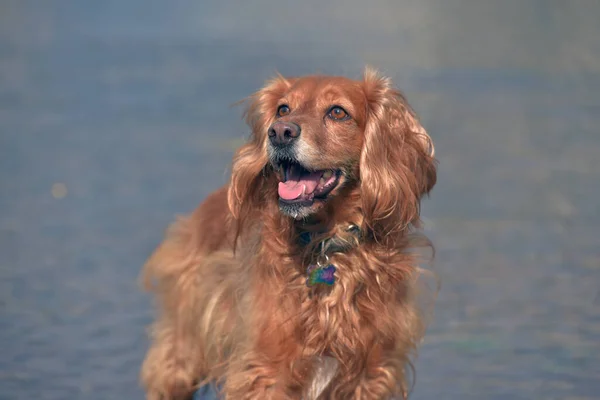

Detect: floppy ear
360,68,437,238
227,75,293,223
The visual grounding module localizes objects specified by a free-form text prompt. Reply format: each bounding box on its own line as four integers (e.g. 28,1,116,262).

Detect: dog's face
229,69,437,235
267,76,368,218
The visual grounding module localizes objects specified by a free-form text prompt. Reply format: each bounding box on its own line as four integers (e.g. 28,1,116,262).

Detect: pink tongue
278,169,322,200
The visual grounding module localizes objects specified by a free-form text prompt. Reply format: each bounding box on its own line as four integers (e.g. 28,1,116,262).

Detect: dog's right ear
227,75,293,221
360,68,437,239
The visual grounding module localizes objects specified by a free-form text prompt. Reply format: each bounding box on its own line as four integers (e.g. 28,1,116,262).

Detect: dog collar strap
298,224,361,255
301,225,361,287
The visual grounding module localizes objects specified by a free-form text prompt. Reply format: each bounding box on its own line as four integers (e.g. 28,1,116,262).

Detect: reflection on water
1,1,599,399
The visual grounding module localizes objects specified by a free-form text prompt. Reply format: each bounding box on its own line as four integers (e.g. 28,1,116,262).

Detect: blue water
1,1,599,399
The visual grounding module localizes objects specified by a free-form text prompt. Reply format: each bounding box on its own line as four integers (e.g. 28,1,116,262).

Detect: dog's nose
268,121,301,146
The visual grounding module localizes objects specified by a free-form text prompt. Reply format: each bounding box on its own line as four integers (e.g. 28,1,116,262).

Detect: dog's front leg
221,350,308,400
221,296,309,399
352,348,408,400
322,345,407,400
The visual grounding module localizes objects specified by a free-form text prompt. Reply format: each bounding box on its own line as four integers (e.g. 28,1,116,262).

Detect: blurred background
1,1,599,399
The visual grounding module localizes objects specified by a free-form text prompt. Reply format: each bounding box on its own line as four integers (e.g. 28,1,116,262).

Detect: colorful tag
306,264,336,287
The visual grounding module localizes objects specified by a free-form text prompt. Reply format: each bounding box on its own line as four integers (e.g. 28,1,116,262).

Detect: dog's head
228,69,436,237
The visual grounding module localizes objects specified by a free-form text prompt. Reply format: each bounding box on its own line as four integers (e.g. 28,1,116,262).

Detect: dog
140,68,437,400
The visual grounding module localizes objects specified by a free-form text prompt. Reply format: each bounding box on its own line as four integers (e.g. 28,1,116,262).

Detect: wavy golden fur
141,68,438,400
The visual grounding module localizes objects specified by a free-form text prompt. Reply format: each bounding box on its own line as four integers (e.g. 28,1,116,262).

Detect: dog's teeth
322,170,333,179
302,184,306,195
319,177,325,185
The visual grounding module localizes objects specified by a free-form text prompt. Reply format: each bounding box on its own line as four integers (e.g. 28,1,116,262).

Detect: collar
299,224,361,287
298,224,362,256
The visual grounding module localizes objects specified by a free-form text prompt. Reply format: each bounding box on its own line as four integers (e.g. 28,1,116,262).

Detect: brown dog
141,68,437,400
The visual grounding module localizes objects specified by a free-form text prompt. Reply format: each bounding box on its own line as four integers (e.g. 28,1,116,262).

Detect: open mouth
275,161,341,205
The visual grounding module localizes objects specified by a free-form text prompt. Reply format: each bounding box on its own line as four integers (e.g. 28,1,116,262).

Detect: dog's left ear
360,69,437,237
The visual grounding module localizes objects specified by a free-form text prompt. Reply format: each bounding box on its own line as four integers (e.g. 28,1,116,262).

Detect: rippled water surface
1,1,599,399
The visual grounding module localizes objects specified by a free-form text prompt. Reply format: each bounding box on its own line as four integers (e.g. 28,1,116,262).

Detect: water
1,1,599,399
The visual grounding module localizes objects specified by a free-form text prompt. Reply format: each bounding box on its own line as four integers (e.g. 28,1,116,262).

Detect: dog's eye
327,106,350,121
277,105,290,117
